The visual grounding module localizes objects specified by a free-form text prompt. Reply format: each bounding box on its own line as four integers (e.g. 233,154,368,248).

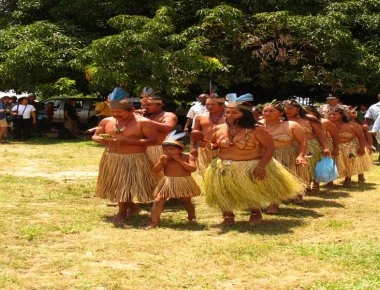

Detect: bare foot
214,216,235,228
126,204,142,218
249,211,262,224
265,204,279,214
343,178,352,187
187,216,197,224
113,213,127,226
293,194,305,204
144,222,158,230
324,181,334,188
311,183,320,193
358,174,365,183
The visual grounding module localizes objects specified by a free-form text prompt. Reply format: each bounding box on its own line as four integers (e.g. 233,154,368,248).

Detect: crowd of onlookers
0,93,54,142
1,92,380,150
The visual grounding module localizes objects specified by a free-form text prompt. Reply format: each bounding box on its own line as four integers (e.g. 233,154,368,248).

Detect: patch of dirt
0,166,98,181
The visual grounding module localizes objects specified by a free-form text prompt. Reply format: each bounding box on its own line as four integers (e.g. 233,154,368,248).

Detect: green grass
1,137,380,289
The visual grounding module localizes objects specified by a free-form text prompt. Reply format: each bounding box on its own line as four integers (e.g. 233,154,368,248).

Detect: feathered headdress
109,87,129,101
225,93,253,110
140,87,162,105
162,130,186,149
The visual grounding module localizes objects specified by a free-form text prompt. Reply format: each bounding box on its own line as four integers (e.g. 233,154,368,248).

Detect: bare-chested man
190,95,226,176
93,99,160,225
140,90,178,163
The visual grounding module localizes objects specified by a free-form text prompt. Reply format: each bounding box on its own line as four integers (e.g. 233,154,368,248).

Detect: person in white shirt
183,94,208,133
364,93,380,129
365,93,380,164
11,97,36,140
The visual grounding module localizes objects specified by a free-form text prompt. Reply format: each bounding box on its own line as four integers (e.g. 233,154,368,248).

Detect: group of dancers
92,88,373,228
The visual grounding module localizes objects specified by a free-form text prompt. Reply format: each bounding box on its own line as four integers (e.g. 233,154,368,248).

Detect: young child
145,132,201,229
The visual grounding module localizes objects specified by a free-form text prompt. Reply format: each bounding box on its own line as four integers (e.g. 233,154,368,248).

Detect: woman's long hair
235,102,256,128
283,100,321,124
304,105,322,119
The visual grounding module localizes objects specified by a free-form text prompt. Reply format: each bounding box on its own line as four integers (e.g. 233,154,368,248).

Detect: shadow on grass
276,207,323,218
102,201,208,231
308,190,351,199
299,198,345,209
217,217,305,235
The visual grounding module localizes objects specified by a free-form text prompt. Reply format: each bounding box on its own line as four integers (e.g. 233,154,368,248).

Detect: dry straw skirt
336,140,372,178
96,151,160,203
196,147,218,177
296,137,323,184
153,176,201,199
273,145,297,172
204,158,305,212
147,145,164,164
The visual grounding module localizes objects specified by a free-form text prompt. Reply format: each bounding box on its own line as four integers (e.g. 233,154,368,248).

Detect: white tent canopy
0,90,29,98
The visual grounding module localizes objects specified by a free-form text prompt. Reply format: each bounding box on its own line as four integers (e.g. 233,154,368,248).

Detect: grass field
1,138,380,289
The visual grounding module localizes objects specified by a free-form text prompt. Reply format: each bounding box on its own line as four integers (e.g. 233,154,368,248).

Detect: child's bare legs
249,208,262,224
179,197,196,222
113,202,129,225
145,197,166,230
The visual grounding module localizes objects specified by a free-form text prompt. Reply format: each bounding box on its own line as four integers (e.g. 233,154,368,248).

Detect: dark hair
305,105,321,119
283,100,320,124
235,102,256,128
332,108,349,123
162,142,185,150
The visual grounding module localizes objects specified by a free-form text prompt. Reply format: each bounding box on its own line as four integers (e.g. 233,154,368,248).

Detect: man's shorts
0,118,8,128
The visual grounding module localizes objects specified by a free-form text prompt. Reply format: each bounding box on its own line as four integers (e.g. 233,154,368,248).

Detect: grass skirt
336,140,360,178
147,145,164,164
153,176,201,199
336,140,372,177
196,147,218,177
96,151,159,203
357,147,373,173
204,158,305,211
274,145,297,172
296,137,323,184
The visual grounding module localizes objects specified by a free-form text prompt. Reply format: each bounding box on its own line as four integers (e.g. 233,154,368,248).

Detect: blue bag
314,157,338,183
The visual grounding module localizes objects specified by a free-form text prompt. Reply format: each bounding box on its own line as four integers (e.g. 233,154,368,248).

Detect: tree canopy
0,0,379,101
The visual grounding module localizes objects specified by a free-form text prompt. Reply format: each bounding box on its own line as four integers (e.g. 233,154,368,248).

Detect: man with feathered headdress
190,94,226,177
139,87,178,164
92,99,160,225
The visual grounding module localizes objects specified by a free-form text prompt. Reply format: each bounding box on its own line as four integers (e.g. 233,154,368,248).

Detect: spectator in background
357,105,367,124
9,96,18,108
0,97,9,143
28,93,43,137
365,93,380,164
59,99,79,139
2,96,13,137
364,94,380,130
44,102,54,131
183,94,208,134
175,102,189,132
11,97,36,140
319,93,348,118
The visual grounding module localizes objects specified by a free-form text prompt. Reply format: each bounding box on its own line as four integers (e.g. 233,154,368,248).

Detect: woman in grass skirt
329,108,368,187
204,96,305,226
